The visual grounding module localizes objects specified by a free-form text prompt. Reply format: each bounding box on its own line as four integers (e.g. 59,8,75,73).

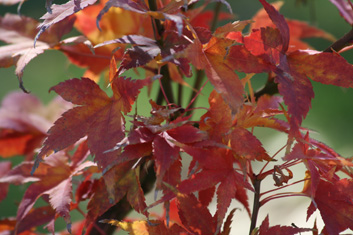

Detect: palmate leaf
181,146,252,227
146,145,252,234
177,193,216,235
200,91,274,161
34,76,150,170
95,32,191,76
306,179,353,235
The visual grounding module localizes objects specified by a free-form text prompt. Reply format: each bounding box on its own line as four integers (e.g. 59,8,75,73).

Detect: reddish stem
260,178,310,196
260,192,308,207
185,79,209,111
258,144,287,175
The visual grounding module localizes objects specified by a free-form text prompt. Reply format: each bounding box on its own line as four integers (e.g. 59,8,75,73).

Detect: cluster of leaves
1,0,353,234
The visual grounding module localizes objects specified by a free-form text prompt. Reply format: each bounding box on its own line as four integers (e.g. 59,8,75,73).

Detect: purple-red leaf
153,135,180,188
36,76,150,170
229,126,271,161
87,161,147,224
306,179,353,234
177,193,216,235
275,69,314,136
35,0,97,46
203,37,245,112
258,0,289,52
288,50,353,88
330,0,353,25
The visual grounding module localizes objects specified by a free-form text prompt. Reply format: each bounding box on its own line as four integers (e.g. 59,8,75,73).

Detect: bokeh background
1,0,353,234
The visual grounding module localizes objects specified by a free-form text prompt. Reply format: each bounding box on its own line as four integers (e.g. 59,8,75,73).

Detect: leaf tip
31,155,43,175
18,77,30,94
34,26,47,48
99,219,110,224
67,223,72,234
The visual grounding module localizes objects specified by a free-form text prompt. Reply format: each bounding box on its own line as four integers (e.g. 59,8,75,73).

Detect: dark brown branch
324,27,353,53
249,175,262,235
253,76,278,101
148,0,164,37
148,0,175,105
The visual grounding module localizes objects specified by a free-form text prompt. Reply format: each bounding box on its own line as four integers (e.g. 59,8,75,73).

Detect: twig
324,27,353,53
249,175,262,235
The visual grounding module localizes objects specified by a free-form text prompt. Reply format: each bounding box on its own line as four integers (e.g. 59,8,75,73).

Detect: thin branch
186,70,205,116
324,27,353,53
258,143,287,175
260,178,310,196
185,78,208,112
156,65,175,105
249,175,262,235
260,192,308,207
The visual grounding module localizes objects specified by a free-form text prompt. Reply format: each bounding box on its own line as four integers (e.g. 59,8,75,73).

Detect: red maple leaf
35,76,150,170
106,104,206,189
251,1,335,52
86,160,148,226
223,0,353,138
306,178,353,234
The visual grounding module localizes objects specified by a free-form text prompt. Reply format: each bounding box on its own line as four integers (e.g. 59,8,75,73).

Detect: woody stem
249,175,262,235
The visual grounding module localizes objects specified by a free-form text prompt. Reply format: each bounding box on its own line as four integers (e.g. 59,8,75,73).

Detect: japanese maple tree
0,0,353,234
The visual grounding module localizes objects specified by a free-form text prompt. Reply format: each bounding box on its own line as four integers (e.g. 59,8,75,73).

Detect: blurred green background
0,0,353,234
